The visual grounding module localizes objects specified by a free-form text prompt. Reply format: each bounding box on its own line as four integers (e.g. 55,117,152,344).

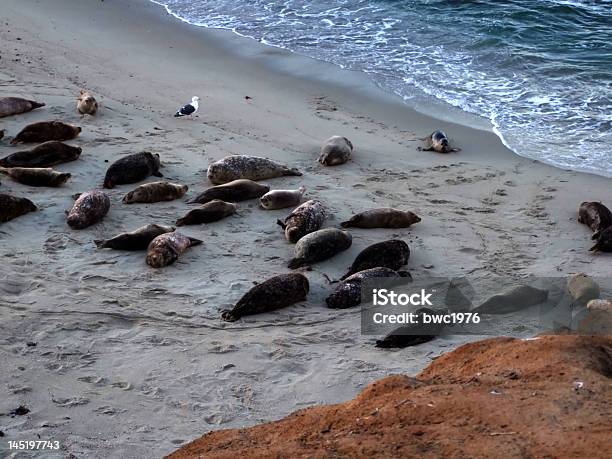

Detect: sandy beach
1,0,611,457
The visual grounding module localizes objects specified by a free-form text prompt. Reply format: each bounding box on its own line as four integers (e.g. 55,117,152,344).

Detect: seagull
174,96,199,118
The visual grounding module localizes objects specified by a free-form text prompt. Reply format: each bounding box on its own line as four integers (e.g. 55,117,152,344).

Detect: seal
122,181,187,204
103,152,162,188
288,228,352,269
10,121,81,144
260,186,306,210
207,155,302,185
176,200,238,226
146,231,202,268
277,199,326,243
66,190,110,229
0,141,82,168
341,208,421,229
326,267,411,309
318,136,353,166
418,130,460,153
0,97,45,118
375,308,446,348
221,273,309,322
590,226,612,253
187,179,269,204
0,194,37,223
77,90,98,115
578,201,612,239
0,167,71,187
95,224,175,250
473,285,548,314
340,239,410,280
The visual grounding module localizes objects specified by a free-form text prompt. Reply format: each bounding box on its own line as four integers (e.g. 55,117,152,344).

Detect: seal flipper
285,168,302,177
221,310,239,322
94,239,107,249
187,236,203,247
153,171,163,178
592,230,601,240
276,219,287,229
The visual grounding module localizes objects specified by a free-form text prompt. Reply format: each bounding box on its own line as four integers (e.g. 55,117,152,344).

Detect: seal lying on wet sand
0,167,71,187
0,194,37,223
0,141,82,168
0,97,45,118
590,226,612,253
104,152,162,188
288,228,352,269
260,186,306,210
418,130,460,153
375,308,446,348
341,208,421,229
277,199,326,243
221,273,309,322
340,239,410,281
122,181,187,204
176,200,237,226
207,155,301,184
11,121,81,144
77,90,98,115
146,232,202,268
578,201,612,239
318,136,353,166
95,224,175,250
187,179,269,204
66,190,110,229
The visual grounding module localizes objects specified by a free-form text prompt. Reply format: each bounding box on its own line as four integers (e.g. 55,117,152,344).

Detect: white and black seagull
174,96,199,118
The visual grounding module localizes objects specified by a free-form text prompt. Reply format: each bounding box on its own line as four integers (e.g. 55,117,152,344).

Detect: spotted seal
146,231,203,268
77,90,98,115
221,273,309,322
277,199,326,243
207,155,301,185
66,190,110,229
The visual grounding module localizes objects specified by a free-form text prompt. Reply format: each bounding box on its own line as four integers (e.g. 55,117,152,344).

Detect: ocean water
151,0,612,176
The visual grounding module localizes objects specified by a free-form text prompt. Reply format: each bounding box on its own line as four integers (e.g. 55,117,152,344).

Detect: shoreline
1,0,611,457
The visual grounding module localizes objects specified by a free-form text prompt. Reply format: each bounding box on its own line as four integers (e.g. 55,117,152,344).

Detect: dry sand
0,0,610,457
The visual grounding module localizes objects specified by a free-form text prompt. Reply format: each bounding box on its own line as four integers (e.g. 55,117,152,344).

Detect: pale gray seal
260,186,306,210
0,97,45,118
318,136,353,166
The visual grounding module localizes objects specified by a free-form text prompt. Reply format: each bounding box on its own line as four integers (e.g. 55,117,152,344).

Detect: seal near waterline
187,179,269,204
590,226,612,253
326,267,412,309
0,167,71,187
375,308,446,349
418,130,460,153
0,129,4,141
103,151,162,188
221,273,309,322
176,200,238,226
0,97,45,118
77,90,98,116
578,201,612,239
10,121,81,144
95,224,175,250
341,208,421,229
318,135,353,166
260,186,306,210
0,194,37,223
122,181,188,204
340,239,410,281
145,231,202,268
288,228,352,269
207,155,302,185
0,141,82,168
277,199,326,243
66,190,110,229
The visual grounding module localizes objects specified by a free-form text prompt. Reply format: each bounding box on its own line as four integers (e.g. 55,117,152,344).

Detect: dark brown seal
418,130,460,153
326,267,411,309
176,200,237,226
341,208,421,229
103,152,162,188
578,201,612,239
0,194,37,223
0,167,71,187
187,179,269,204
277,199,326,243
288,228,352,269
146,231,202,268
340,239,410,281
590,226,612,253
0,97,45,118
122,181,187,204
375,308,446,348
77,90,98,115
0,141,82,168
66,190,110,229
10,121,81,144
207,155,302,185
95,224,175,250
221,273,309,322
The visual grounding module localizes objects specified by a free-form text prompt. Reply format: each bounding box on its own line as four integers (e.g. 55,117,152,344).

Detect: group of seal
578,201,612,252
